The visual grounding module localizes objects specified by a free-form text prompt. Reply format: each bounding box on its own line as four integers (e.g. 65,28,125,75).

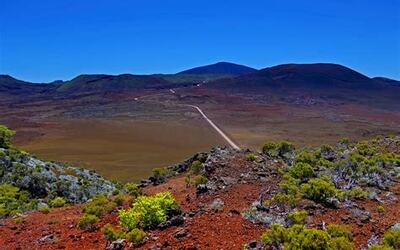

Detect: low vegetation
261,223,354,249
0,184,37,218
0,125,15,149
369,227,400,250
119,192,179,230
49,197,66,208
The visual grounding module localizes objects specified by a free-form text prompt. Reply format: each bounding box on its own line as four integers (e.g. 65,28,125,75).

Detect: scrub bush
119,192,179,230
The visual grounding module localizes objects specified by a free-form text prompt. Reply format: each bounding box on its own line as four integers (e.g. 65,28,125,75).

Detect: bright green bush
39,205,50,214
101,223,125,242
49,197,66,208
82,194,116,217
287,210,308,225
295,150,318,166
119,192,179,230
261,223,354,250
345,186,368,199
125,228,147,246
124,183,143,199
261,224,287,249
0,184,35,217
78,214,98,230
0,125,15,148
289,162,315,180
301,177,339,205
245,152,256,161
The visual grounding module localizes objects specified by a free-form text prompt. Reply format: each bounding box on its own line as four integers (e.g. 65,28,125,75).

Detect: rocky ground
0,136,399,249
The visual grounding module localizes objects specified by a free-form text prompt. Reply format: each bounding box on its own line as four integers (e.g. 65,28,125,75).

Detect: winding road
187,104,241,150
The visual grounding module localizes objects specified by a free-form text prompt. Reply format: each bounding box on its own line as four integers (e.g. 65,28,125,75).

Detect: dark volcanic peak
57,73,171,93
259,63,371,85
211,63,384,90
0,74,46,94
373,77,400,86
177,62,257,76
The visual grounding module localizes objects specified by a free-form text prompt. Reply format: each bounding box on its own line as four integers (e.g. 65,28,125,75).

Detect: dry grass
17,118,224,182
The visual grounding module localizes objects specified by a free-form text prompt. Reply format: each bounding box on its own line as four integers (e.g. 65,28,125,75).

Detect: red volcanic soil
0,152,399,250
0,176,266,250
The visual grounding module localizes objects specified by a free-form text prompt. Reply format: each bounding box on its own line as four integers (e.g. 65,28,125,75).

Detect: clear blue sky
1,0,399,82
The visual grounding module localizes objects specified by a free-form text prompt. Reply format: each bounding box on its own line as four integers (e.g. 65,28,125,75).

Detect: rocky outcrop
0,147,115,204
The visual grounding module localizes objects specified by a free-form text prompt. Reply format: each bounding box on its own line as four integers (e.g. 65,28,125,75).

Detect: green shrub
382,229,400,249
113,194,125,206
15,217,24,224
295,150,318,166
49,197,66,208
193,175,208,186
0,125,15,148
266,175,301,208
356,142,377,156
124,183,143,199
101,223,125,242
82,195,116,217
184,173,191,187
295,227,331,249
329,236,355,250
289,162,315,180
287,210,308,225
0,184,34,217
345,186,368,199
125,228,147,246
245,153,256,161
38,205,50,214
278,141,295,156
301,177,339,205
261,223,354,250
152,167,167,177
326,224,353,240
190,160,203,175
112,189,120,196
119,192,179,230
78,214,98,230
368,245,394,250
261,224,287,249
316,158,336,168
377,205,385,213
263,141,295,158
261,142,279,156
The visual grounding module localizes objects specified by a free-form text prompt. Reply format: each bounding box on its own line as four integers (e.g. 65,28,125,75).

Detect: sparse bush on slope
119,192,179,230
0,125,15,149
261,223,354,250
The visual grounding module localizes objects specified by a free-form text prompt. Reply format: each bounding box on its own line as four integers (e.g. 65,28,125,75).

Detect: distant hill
56,74,173,94
373,77,400,86
0,75,51,95
1,63,398,99
177,62,257,76
210,63,385,90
